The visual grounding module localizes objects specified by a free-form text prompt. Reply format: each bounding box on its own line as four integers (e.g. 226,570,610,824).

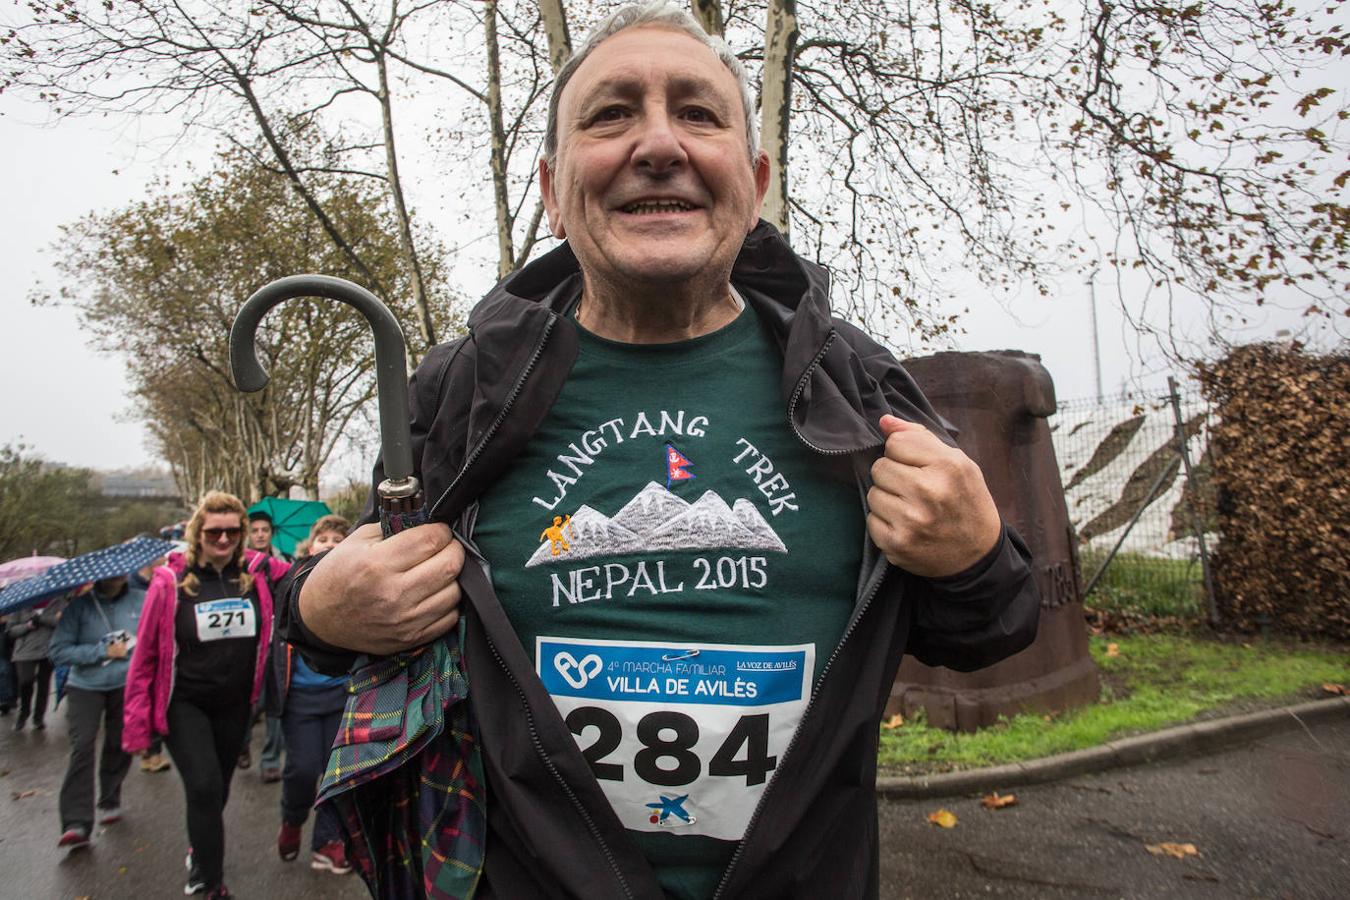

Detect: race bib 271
537,636,814,841
192,598,257,643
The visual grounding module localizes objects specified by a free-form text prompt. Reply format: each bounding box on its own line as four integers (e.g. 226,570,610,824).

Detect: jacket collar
469,221,877,450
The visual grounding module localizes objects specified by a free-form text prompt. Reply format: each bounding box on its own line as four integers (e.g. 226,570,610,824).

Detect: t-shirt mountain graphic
525,481,787,567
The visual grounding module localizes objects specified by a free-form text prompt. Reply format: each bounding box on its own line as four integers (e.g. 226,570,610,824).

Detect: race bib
193,598,257,643
538,636,813,841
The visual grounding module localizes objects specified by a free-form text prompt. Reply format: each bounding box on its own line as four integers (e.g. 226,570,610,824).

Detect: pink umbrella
0,555,65,589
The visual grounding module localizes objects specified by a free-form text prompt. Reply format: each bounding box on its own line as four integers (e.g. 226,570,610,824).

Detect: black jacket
280,222,1039,898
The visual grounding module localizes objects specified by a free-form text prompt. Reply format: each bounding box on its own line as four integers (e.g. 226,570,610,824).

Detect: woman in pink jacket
123,491,289,899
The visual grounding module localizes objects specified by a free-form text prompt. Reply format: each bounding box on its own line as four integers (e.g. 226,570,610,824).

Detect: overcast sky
0,88,1319,477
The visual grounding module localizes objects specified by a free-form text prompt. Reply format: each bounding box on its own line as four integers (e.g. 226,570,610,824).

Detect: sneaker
236,748,251,770
13,716,25,732
58,826,91,850
141,753,172,773
260,767,281,783
204,886,232,900
310,840,352,874
184,849,206,895
32,719,45,730
277,822,302,861
97,805,123,825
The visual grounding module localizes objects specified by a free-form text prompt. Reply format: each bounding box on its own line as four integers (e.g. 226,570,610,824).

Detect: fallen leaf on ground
881,714,904,729
1146,841,1199,859
117,867,127,875
981,792,1018,810
1106,643,1120,657
927,809,958,828
1321,683,1346,696
0,768,10,777
10,789,39,800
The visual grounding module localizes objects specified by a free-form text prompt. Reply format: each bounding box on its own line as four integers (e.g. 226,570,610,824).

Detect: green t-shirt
472,303,864,899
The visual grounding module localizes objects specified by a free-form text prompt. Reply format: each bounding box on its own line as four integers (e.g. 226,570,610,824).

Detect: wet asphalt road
0,704,365,900
1,695,1346,899
878,716,1350,899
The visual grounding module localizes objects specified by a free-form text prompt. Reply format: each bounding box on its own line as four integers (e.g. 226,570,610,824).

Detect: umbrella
233,277,482,898
0,555,65,589
0,536,175,615
247,496,332,557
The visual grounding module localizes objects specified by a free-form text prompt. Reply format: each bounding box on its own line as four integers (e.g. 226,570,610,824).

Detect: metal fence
1050,381,1216,619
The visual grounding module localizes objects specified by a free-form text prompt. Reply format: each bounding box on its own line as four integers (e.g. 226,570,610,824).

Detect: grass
1080,551,1204,618
877,634,1350,775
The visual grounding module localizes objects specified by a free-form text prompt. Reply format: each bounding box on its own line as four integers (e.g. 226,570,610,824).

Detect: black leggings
164,698,252,890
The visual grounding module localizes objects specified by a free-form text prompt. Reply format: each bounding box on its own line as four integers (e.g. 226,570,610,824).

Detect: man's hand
867,415,1003,578
298,522,464,656
106,639,129,660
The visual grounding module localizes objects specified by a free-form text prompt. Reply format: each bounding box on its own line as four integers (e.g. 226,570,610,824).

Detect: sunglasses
202,527,243,541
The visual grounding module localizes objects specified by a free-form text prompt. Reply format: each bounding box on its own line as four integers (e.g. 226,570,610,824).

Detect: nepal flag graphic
665,443,696,488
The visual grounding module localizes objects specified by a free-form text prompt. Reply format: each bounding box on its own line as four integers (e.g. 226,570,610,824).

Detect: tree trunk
691,0,724,36
760,0,798,236
485,0,516,279
375,52,437,353
538,0,573,72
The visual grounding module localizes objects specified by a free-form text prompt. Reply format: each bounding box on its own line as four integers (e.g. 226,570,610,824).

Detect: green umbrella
247,496,332,557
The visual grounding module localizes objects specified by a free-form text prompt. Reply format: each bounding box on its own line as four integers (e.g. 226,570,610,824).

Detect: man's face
249,519,273,551
541,26,770,291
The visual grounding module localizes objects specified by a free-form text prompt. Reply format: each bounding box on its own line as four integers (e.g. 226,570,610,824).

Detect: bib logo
553,651,603,689
645,793,697,827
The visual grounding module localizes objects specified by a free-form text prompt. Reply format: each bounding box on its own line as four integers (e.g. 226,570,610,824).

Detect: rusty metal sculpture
887,350,1099,731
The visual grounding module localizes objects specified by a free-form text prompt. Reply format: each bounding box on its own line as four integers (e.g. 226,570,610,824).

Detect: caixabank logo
645,792,697,827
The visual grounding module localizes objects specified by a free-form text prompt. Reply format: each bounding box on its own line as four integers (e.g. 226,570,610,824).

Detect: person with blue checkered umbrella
48,572,146,849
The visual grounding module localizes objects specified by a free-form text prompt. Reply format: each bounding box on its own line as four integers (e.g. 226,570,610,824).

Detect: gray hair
543,1,760,170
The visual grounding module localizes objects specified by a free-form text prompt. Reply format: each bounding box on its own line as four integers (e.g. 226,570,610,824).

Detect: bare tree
7,1,496,354
7,0,1348,367
539,0,575,72
40,147,456,501
692,0,725,37
759,0,797,235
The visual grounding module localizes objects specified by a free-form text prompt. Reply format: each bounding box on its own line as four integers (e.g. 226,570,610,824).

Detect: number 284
566,708,777,787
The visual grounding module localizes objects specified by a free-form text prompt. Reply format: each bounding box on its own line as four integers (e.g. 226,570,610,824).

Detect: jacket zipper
714,332,890,898
482,633,634,899
432,319,632,896
429,314,558,520
712,556,889,900
464,542,634,900
783,330,883,457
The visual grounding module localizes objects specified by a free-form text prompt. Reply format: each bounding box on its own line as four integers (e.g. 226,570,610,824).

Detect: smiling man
280,3,1039,898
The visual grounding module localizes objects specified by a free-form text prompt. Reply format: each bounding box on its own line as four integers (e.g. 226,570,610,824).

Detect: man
235,508,290,781
248,510,288,561
281,3,1039,897
4,596,62,731
48,576,143,849
242,509,289,780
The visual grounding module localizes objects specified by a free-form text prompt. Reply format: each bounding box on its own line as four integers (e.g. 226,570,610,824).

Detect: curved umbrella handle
229,275,423,526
